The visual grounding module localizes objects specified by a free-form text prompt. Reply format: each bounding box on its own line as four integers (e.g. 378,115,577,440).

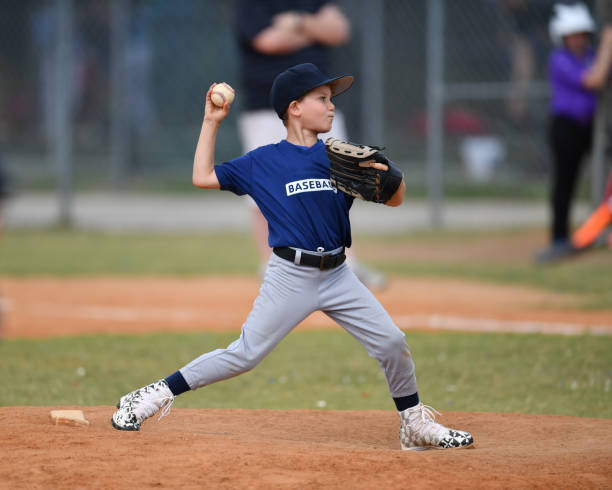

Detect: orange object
572,201,612,249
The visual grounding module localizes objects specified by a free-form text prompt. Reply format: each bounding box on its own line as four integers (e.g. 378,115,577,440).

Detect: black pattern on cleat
111,417,139,431
439,430,474,449
111,380,175,431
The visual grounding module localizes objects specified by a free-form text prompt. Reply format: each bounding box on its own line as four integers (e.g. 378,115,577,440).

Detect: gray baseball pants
180,251,418,398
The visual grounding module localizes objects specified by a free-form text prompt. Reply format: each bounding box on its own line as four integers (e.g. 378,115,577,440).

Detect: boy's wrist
202,117,220,127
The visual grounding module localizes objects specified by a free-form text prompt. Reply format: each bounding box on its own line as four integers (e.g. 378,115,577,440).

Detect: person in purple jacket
535,3,612,264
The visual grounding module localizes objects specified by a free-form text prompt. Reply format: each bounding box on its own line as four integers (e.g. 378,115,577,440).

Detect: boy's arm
193,84,230,189
368,161,405,207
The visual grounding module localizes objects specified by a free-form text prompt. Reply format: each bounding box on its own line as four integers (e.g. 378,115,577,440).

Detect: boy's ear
287,100,301,118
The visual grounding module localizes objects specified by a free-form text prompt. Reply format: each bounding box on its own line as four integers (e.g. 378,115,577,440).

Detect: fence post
54,0,73,225
360,0,384,145
110,0,129,187
591,0,612,206
426,0,444,228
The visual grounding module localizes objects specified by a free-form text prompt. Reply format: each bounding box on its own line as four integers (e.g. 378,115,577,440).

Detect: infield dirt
2,276,611,337
1,406,611,489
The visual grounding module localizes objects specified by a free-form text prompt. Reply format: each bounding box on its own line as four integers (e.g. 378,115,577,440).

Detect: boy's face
296,85,335,133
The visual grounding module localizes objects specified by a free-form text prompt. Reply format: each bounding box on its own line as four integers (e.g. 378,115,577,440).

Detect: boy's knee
228,349,264,375
378,330,410,359
241,353,262,372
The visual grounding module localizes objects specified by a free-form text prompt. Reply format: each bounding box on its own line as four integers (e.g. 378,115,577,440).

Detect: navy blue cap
270,63,354,119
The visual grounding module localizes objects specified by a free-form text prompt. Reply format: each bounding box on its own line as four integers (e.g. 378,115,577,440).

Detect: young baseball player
111,63,474,450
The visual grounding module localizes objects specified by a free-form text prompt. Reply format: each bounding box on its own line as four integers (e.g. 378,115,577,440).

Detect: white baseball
211,83,235,107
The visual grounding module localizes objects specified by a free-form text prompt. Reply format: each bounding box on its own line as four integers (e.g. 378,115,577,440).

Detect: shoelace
157,396,174,421
133,388,175,422
420,404,442,424
409,404,448,440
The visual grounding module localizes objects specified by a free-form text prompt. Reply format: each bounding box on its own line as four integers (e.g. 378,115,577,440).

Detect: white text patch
286,178,337,196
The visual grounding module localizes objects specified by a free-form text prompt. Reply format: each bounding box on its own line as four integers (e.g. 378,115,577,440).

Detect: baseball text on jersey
286,178,337,196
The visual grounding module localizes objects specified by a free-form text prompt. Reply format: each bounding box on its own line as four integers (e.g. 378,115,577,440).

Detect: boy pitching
111,63,474,450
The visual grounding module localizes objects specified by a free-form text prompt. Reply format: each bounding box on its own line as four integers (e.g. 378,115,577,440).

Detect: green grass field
1,331,610,418
1,227,610,305
1,227,610,417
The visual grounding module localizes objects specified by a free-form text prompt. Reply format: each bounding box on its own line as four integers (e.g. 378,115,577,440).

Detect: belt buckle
319,254,326,270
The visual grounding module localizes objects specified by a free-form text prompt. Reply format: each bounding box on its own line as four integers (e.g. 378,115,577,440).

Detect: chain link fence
0,0,609,226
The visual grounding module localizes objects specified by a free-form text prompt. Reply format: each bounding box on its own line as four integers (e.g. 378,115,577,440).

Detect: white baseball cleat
111,380,174,431
399,402,474,450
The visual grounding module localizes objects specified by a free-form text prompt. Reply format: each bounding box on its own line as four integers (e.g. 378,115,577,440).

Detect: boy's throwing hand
204,84,231,124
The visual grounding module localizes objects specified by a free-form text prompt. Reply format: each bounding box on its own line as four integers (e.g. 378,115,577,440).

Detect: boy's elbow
192,170,219,189
386,194,404,207
385,179,405,207
192,176,206,188
192,169,204,188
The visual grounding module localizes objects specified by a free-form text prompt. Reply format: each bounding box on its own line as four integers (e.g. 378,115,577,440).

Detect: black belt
273,247,346,270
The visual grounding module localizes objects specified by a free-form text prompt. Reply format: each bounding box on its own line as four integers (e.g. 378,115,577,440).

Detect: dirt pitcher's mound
1,407,611,489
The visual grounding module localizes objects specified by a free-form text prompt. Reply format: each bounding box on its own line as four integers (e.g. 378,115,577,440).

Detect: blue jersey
215,139,353,251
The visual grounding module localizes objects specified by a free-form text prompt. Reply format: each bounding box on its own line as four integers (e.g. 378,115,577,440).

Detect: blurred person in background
124,0,158,172
495,0,554,127
31,0,81,148
31,1,109,149
235,0,387,289
535,2,612,264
